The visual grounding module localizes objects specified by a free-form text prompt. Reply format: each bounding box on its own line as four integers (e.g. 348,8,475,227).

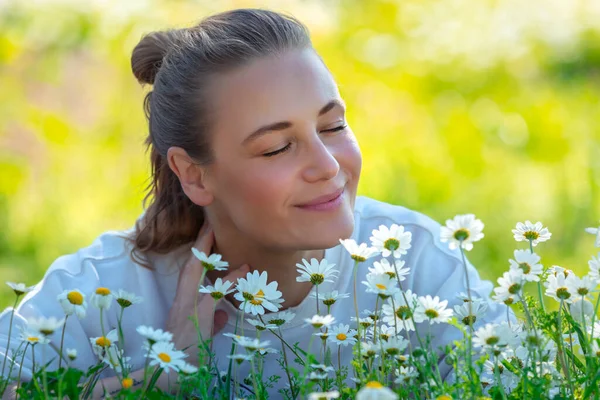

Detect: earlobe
167,147,214,206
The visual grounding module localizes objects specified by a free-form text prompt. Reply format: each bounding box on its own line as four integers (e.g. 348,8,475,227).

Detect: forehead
209,48,340,139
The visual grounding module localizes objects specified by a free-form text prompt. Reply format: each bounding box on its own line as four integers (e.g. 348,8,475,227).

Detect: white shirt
0,196,509,395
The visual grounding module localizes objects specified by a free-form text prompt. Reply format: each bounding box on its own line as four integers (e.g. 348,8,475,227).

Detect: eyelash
262,125,348,157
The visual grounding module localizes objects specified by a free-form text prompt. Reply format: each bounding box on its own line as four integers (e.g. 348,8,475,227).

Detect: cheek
337,132,362,184
221,163,293,208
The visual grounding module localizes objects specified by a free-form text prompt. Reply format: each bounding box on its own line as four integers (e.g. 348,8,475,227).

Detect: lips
297,187,345,207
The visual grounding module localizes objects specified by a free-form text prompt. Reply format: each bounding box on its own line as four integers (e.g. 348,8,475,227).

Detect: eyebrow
241,99,346,146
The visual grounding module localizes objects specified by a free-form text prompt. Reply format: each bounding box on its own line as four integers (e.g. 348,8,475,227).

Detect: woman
0,8,508,398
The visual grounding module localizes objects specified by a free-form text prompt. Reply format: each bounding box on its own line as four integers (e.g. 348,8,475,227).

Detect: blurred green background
1,0,599,308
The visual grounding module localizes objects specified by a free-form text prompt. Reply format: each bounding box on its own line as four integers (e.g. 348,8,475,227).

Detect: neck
205,228,326,310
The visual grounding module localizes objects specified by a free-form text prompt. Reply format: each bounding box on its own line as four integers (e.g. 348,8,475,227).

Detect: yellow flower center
437,396,453,400
27,337,39,343
158,352,171,363
365,381,383,389
524,231,539,240
375,283,387,290
122,377,133,389
96,287,111,296
351,254,366,262
67,291,84,305
250,289,265,305
95,337,111,347
336,333,347,341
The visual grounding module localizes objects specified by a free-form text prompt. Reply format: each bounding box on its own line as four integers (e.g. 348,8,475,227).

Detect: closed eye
262,124,348,158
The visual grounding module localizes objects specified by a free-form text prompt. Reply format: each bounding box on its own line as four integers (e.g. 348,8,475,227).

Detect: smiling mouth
296,187,345,207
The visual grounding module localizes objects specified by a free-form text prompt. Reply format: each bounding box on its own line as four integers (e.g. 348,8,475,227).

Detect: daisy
66,348,77,361
233,336,272,352
585,222,600,247
136,325,173,345
570,298,594,323
149,341,187,373
374,324,402,341
493,269,525,303
178,362,198,375
512,221,551,246
308,372,329,381
339,239,379,262
199,278,235,300
482,360,519,392
381,290,424,331
362,273,399,299
247,318,277,331
544,271,574,303
226,353,254,364
356,381,398,400
19,327,49,345
304,314,335,329
6,282,35,297
368,259,410,281
453,300,488,327
360,341,380,359
589,253,600,283
381,336,409,356
310,364,335,373
327,324,357,347
394,366,418,384
90,287,113,310
102,347,131,373
370,224,412,258
191,249,228,271
57,289,87,319
90,329,119,357
415,295,453,324
440,214,485,251
26,316,65,337
310,290,349,307
296,258,338,285
308,391,340,400
566,274,596,299
473,323,515,355
234,270,283,315
508,250,543,282
263,310,296,327
114,289,143,308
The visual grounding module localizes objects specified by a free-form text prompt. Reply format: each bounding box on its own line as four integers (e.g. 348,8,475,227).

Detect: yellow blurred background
1,0,599,308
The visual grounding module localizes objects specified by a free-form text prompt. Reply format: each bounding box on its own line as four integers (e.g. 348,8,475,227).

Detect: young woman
0,8,508,397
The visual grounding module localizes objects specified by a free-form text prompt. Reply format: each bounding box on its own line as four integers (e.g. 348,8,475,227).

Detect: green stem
351,260,363,378
58,315,69,370
1,297,19,377
15,342,29,399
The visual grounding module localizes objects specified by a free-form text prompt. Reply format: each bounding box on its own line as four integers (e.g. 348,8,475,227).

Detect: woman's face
202,48,362,251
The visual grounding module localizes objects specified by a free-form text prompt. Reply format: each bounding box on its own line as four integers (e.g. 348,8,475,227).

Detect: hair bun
131,30,181,85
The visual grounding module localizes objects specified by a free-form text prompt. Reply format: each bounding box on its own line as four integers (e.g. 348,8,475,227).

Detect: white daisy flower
114,289,143,308
453,299,488,327
394,366,418,384
6,282,35,296
570,298,595,323
57,289,87,319
19,327,49,345
362,273,399,298
90,329,119,356
310,290,349,307
368,259,410,281
234,270,283,315
381,290,424,332
508,250,543,282
356,381,398,400
178,362,199,375
136,325,173,345
308,371,329,381
567,274,596,299
373,324,402,341
233,336,272,352
473,323,515,355
304,314,335,329
585,223,600,247
414,295,453,324
327,324,357,347
370,224,412,258
589,253,600,283
263,310,296,327
199,278,235,300
352,316,374,330
483,360,519,392
440,214,485,251
226,353,254,364
90,287,113,310
102,346,130,373
339,239,379,262
544,271,575,303
308,391,340,400
381,336,409,356
549,265,573,277
26,316,65,337
296,258,338,286
149,341,187,373
512,221,551,246
66,348,77,360
247,318,277,331
493,269,525,303
360,341,380,359
191,249,228,271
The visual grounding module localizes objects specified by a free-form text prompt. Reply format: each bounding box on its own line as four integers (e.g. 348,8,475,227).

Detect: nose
302,135,340,183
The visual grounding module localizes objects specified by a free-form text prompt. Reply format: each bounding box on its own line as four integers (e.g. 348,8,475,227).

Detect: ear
167,146,214,206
